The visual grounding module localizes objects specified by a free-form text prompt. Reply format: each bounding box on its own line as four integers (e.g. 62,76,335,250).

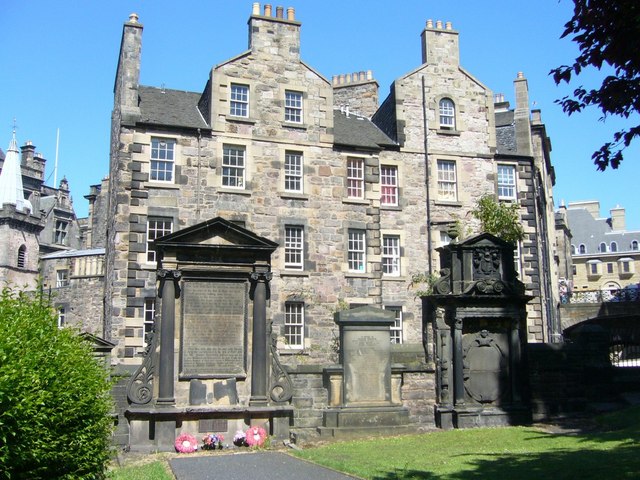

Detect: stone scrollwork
126,317,158,405
269,325,293,403
433,268,452,295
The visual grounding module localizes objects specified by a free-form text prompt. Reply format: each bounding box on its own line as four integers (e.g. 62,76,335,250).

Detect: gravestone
320,306,410,437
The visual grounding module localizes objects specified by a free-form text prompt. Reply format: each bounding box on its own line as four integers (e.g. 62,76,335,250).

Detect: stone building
103,4,561,448
565,200,640,297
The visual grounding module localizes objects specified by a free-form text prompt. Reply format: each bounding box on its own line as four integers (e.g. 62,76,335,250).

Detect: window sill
218,188,252,196
226,116,256,125
345,272,370,278
144,182,180,190
436,128,461,136
280,270,309,278
382,276,407,282
343,198,369,206
381,205,402,211
282,122,307,130
279,192,309,201
434,200,462,207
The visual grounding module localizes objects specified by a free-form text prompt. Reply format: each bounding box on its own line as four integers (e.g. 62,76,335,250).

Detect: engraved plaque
343,330,391,405
181,281,246,376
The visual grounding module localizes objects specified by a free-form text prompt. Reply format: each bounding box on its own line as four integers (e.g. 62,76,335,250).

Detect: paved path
170,451,360,480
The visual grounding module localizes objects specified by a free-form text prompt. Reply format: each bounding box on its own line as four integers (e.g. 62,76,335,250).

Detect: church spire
0,129,32,213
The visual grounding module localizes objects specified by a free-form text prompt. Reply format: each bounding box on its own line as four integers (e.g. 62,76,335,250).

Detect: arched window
579,244,587,254
610,241,618,252
439,98,455,129
632,240,639,251
599,242,607,253
571,244,576,255
17,245,26,269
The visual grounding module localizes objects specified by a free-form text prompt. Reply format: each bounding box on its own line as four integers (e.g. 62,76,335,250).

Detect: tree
471,195,524,244
551,0,640,170
0,287,113,479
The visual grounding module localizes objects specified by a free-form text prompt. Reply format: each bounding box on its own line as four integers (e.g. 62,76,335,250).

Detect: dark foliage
551,0,640,169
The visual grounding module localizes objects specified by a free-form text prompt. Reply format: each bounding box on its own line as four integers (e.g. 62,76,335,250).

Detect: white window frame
144,298,155,349
348,229,366,272
284,302,304,349
385,306,403,344
285,90,303,123
437,160,457,201
146,218,173,263
284,151,303,193
631,240,639,251
497,164,517,201
284,226,304,270
439,98,455,129
150,138,175,183
222,145,246,189
380,165,398,206
347,157,364,199
230,83,249,117
579,244,587,254
56,269,69,287
382,235,401,277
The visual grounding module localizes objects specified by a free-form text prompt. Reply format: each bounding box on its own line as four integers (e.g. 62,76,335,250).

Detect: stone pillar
510,318,522,403
453,317,465,406
156,269,181,405
250,271,271,406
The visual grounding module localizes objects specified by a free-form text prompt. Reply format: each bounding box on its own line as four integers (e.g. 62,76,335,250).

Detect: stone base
436,404,531,429
319,405,411,439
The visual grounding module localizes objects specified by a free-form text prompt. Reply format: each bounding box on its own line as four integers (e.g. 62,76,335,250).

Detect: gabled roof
333,109,397,150
154,216,278,251
138,86,209,130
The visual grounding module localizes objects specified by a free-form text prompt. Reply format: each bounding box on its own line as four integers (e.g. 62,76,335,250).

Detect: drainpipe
196,128,201,223
422,76,433,275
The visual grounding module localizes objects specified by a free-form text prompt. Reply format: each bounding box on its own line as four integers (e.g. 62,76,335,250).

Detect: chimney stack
421,19,459,65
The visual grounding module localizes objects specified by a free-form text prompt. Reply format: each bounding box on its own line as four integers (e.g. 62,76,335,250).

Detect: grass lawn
108,406,640,480
293,406,640,480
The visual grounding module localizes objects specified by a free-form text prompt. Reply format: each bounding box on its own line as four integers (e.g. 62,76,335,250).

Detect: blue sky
1,1,639,230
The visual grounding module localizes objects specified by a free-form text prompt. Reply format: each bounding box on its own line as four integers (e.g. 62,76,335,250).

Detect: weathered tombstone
424,233,532,428
320,306,410,437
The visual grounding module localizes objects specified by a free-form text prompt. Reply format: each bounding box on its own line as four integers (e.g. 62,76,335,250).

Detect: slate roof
566,206,640,255
138,86,209,130
333,109,397,150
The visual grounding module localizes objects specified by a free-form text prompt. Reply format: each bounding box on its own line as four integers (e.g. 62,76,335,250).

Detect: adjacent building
565,201,640,297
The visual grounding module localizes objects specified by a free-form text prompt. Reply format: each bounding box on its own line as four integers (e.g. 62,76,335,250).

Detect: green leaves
0,287,114,479
471,195,524,245
551,0,640,169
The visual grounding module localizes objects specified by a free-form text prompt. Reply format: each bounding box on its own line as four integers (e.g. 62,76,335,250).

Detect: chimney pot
436,20,443,29
332,75,338,86
276,6,283,18
264,4,272,16
367,70,373,80
517,71,524,79
252,2,260,15
128,12,139,23
339,74,345,85
426,19,433,28
287,7,295,20
445,21,452,30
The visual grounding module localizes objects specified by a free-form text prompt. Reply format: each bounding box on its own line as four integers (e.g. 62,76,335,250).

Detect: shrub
0,287,114,479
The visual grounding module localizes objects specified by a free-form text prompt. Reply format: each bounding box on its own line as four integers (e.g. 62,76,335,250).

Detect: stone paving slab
170,451,361,480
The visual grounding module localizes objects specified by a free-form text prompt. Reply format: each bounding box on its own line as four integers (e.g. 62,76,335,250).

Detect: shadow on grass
369,427,640,480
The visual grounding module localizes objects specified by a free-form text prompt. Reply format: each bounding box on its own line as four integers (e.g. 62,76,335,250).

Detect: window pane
284,302,304,348
382,235,401,276
284,226,304,270
230,84,249,117
439,99,455,128
284,151,303,192
348,230,366,272
285,91,303,123
347,158,364,198
150,139,175,182
380,165,398,206
437,160,457,201
222,145,246,188
147,218,172,263
385,306,403,344
497,164,516,200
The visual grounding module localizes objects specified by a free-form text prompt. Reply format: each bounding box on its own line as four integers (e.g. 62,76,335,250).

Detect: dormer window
579,244,587,254
439,98,455,129
599,242,607,253
610,241,618,252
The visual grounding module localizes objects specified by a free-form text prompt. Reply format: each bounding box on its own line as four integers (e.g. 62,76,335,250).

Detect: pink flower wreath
175,433,198,453
244,426,267,447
